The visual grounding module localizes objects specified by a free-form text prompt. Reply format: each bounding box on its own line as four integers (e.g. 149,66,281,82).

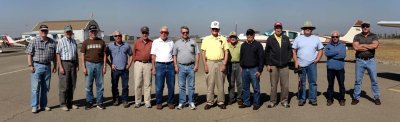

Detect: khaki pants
269,66,289,104
206,61,225,105
134,61,152,105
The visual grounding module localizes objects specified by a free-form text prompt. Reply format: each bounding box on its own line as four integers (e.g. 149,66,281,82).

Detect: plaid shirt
56,37,78,61
25,37,56,64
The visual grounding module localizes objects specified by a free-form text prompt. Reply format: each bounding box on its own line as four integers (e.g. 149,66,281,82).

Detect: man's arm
352,41,368,51
314,49,323,63
292,49,298,68
151,54,156,75
173,55,178,74
194,53,199,72
57,54,64,74
202,50,208,73
360,40,379,49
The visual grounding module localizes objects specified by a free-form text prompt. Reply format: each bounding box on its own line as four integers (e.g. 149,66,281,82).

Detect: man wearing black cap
132,26,153,108
26,24,57,113
351,22,381,105
80,25,107,110
239,29,264,110
265,22,292,108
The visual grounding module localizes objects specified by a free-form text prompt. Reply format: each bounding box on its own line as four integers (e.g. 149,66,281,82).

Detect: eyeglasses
113,35,122,37
331,36,339,38
211,28,219,31
142,32,149,35
181,31,189,34
160,31,169,34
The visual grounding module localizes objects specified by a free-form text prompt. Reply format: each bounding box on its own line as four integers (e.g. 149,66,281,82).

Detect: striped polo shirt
56,37,78,61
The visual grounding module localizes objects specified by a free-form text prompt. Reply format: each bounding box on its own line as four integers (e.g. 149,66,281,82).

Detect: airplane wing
377,21,400,27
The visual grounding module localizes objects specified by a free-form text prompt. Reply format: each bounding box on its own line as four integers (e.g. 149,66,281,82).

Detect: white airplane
0,35,28,47
377,21,400,27
318,20,363,47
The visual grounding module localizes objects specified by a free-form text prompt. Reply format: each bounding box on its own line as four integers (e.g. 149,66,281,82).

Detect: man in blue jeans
151,26,176,110
80,25,107,110
324,31,346,106
292,21,324,106
351,22,381,105
173,26,200,110
238,29,264,110
106,31,133,108
26,25,57,113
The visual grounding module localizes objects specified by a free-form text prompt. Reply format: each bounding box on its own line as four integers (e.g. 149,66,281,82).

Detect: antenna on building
90,12,94,20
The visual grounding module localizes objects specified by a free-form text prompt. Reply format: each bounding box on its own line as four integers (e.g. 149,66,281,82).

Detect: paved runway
0,47,399,122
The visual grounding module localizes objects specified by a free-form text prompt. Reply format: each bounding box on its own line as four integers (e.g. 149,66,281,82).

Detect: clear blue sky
1,0,400,37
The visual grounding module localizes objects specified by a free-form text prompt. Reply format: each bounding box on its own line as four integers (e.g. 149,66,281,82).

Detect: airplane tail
341,20,363,44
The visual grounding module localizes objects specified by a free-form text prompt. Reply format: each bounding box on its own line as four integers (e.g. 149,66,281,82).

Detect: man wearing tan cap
226,31,243,106
201,21,229,110
292,21,324,106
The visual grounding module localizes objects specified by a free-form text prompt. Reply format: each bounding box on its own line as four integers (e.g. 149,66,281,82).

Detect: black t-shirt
354,33,378,58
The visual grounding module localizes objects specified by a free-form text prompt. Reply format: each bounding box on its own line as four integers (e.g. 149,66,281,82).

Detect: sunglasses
40,30,49,33
181,31,189,34
160,31,169,34
331,36,339,38
113,35,122,37
211,28,219,31
142,32,149,35
361,25,370,28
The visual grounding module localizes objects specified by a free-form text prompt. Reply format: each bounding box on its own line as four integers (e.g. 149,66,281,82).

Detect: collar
114,41,124,46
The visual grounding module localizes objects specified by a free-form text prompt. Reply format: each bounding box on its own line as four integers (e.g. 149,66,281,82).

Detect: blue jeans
85,62,104,105
241,67,260,106
298,63,318,103
178,64,195,104
111,69,129,102
155,62,175,104
353,58,380,100
31,63,51,108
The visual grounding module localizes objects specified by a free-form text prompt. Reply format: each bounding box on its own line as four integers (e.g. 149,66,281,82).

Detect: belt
230,61,240,64
34,61,50,65
207,60,222,63
156,61,173,64
179,62,194,66
137,60,151,63
62,60,77,62
357,57,374,60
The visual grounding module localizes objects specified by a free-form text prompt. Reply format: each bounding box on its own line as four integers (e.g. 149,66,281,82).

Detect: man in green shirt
226,31,243,105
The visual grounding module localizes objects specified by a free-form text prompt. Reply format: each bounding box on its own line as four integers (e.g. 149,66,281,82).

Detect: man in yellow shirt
201,21,229,110
226,31,243,106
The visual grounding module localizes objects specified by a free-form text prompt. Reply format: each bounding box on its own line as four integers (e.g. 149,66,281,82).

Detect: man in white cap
26,24,57,113
201,21,229,110
292,21,324,106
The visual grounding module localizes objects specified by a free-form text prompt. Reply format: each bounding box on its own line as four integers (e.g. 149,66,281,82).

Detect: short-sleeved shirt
201,35,229,60
353,33,378,58
106,42,132,70
56,37,78,61
151,38,174,62
80,37,106,63
172,38,200,64
133,38,152,62
292,35,324,67
228,43,241,62
25,37,56,64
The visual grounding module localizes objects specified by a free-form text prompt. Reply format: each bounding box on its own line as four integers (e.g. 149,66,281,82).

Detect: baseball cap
64,25,73,32
39,25,49,31
89,25,98,31
141,26,149,33
210,21,220,29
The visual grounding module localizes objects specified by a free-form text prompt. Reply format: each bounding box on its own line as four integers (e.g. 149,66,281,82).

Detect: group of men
27,20,381,113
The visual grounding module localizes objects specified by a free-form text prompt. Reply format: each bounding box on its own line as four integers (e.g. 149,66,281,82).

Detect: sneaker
97,105,105,110
267,103,277,108
134,104,141,108
310,101,318,106
327,100,333,106
145,103,152,108
113,99,120,106
41,107,51,111
351,99,359,105
85,103,92,110
298,101,305,106
189,102,196,110
176,104,183,110
122,101,130,108
31,107,38,113
61,106,69,111
374,99,381,105
72,105,79,109
281,102,290,108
